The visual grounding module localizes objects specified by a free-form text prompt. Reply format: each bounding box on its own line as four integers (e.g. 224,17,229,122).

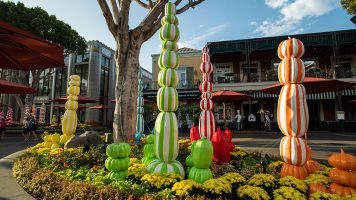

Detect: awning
88,105,111,109
0,20,64,70
52,96,98,104
0,79,37,94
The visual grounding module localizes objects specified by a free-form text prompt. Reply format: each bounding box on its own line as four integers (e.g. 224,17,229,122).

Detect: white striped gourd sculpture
135,70,144,143
147,2,184,177
61,75,80,145
141,134,156,165
105,143,131,180
199,46,215,140
277,38,309,180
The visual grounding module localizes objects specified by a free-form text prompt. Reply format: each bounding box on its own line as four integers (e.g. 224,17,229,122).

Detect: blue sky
8,0,355,72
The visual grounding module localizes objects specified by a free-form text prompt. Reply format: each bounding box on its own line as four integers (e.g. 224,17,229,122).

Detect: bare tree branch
110,0,120,24
134,0,149,9
97,0,118,36
136,0,168,34
177,0,205,14
143,12,164,41
118,0,132,33
174,0,183,6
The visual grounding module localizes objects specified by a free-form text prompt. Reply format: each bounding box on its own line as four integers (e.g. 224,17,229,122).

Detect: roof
177,47,200,53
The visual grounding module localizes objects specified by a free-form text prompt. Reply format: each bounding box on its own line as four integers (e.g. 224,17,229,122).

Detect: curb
0,150,35,200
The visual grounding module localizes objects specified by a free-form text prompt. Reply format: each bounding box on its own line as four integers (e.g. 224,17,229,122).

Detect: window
176,68,187,88
101,56,111,67
214,63,234,83
74,64,89,96
55,67,68,97
335,57,353,78
100,67,110,105
37,69,52,96
76,53,89,63
240,62,260,82
216,104,232,121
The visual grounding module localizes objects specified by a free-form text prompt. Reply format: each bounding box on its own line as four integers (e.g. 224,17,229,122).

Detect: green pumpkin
107,171,127,180
105,157,130,172
144,144,155,158
146,134,155,144
185,154,193,167
106,142,131,158
192,138,213,168
141,156,156,166
186,167,191,175
188,167,212,184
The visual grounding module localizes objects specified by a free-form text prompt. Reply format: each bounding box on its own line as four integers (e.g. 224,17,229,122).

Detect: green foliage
172,179,202,197
202,178,232,198
305,173,332,186
211,162,238,178
273,186,306,200
309,192,343,200
141,173,182,191
219,172,246,190
236,185,270,200
344,194,356,200
248,174,276,193
230,146,247,159
127,163,148,182
341,0,356,14
0,2,86,53
278,176,308,194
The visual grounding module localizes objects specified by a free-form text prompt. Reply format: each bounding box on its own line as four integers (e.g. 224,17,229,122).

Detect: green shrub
141,172,182,191
248,174,276,193
305,173,332,186
309,192,343,200
172,179,202,197
278,176,308,194
236,185,270,200
273,186,306,200
211,162,238,178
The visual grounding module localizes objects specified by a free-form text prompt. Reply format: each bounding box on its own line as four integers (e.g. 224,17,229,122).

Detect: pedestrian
264,110,272,131
0,115,6,140
23,116,31,141
29,116,38,141
235,110,242,131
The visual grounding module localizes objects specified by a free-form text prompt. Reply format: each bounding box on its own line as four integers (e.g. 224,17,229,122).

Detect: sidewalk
0,150,35,200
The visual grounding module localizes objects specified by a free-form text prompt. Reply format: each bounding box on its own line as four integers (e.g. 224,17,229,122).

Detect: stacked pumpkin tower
135,70,144,143
277,38,309,180
199,46,215,140
146,2,184,177
105,143,131,180
61,75,81,145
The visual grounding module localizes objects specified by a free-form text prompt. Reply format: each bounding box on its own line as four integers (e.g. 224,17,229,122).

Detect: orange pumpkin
329,168,356,188
309,183,329,195
281,163,309,180
328,149,356,171
306,145,312,161
307,160,321,174
329,183,356,197
277,37,305,59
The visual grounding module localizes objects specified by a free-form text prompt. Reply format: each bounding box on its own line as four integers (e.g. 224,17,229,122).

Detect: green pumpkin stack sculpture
146,2,184,177
141,134,156,165
105,143,131,180
185,140,197,175
188,138,213,184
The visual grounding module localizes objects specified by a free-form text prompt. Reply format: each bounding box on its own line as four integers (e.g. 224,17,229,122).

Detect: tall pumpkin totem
277,38,309,180
135,70,144,144
61,75,80,144
146,2,184,177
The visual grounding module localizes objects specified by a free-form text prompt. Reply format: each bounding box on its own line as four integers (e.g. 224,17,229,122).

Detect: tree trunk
113,33,142,141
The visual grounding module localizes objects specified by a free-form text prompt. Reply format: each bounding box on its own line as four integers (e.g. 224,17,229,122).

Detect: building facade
207,29,356,131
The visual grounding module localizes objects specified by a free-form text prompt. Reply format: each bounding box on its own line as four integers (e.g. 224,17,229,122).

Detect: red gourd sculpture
190,124,200,142
212,128,231,163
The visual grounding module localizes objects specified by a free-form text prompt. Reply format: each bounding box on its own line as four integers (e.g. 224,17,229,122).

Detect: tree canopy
341,0,356,15
0,1,87,53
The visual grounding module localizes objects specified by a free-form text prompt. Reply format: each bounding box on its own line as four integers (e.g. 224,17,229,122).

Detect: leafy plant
236,185,270,200
273,186,306,200
248,174,276,194
278,176,308,194
309,191,342,200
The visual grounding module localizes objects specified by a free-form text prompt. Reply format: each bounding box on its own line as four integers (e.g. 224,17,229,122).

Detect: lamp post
351,15,356,26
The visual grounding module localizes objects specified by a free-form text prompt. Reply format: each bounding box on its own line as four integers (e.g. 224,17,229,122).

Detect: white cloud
265,0,289,8
253,0,340,37
250,21,258,26
178,24,227,48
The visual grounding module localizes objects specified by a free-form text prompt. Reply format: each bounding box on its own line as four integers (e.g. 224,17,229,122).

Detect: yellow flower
237,185,270,200
141,172,182,190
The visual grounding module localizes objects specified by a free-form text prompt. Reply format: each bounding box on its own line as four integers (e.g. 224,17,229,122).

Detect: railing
151,81,199,90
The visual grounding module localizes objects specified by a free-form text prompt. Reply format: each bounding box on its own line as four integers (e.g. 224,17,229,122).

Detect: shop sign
34,96,49,103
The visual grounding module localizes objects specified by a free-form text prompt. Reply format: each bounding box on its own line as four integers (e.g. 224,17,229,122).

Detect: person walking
23,116,31,141
0,115,6,140
235,110,242,131
29,116,38,141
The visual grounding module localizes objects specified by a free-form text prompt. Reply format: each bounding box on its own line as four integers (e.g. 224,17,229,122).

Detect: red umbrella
111,99,152,103
350,100,356,103
52,96,98,104
0,20,64,70
262,77,356,94
0,79,36,94
212,90,251,128
88,105,111,109
53,104,88,109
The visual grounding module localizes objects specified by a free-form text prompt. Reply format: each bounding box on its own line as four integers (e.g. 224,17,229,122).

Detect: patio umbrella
213,90,251,129
350,100,356,103
0,79,36,94
88,105,111,109
0,20,64,70
111,98,151,103
52,96,98,104
53,104,88,109
262,77,356,94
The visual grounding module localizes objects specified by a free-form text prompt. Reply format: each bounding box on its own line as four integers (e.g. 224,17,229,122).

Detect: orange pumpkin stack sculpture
328,149,356,196
277,38,309,180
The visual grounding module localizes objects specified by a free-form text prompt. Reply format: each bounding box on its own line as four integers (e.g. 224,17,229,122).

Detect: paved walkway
0,150,35,200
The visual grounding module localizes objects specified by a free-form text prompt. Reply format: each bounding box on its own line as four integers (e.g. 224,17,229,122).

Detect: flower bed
13,140,355,199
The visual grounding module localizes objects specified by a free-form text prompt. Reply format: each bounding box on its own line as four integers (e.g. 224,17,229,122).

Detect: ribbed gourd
135,70,144,143
188,138,213,183
146,2,184,178
105,143,131,180
141,134,156,165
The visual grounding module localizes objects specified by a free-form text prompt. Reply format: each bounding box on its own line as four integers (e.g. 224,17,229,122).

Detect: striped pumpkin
200,81,213,93
137,107,144,114
280,136,307,165
201,92,212,99
202,53,210,62
162,15,178,25
202,46,209,53
278,37,305,59
277,84,309,137
281,163,308,180
65,100,78,110
67,86,80,96
136,114,144,133
200,62,213,74
157,87,178,112
164,2,176,15
67,95,78,101
158,68,179,87
69,75,80,81
200,99,213,110
154,112,179,162
278,57,305,84
161,41,178,51
147,159,185,177
62,110,77,135
160,24,180,42
159,50,179,69
69,80,80,87
199,110,215,140
202,74,211,82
